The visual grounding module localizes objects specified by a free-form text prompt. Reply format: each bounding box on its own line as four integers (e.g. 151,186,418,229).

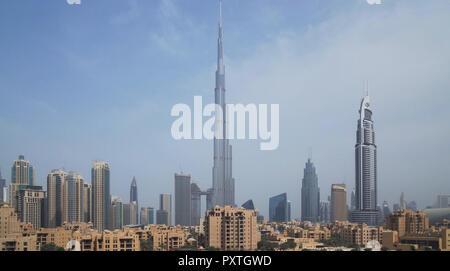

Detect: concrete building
15,186,45,229
156,209,169,226
46,169,67,228
204,206,260,250
437,195,450,208
385,209,429,237
111,198,123,229
9,155,35,214
91,161,111,232
331,184,347,222
159,194,172,226
82,182,92,223
0,170,6,203
140,207,154,226
301,159,320,223
123,201,137,226
174,173,191,226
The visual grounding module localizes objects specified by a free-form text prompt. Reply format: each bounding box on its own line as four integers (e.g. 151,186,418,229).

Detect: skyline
1,0,450,219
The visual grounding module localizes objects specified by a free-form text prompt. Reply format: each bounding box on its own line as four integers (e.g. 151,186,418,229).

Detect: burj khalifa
212,0,235,208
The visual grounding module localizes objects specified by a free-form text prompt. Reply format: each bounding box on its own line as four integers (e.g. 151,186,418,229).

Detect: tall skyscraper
351,92,379,226
130,177,138,224
47,169,67,228
9,155,34,211
269,193,288,222
212,0,235,208
301,158,320,223
331,184,347,222
319,201,330,223
65,172,85,224
15,186,45,229
111,197,123,229
382,201,391,220
0,169,7,203
82,182,92,223
175,173,191,226
437,195,450,208
241,200,255,210
287,201,292,222
140,207,154,225
91,161,111,232
123,201,137,226
159,194,172,226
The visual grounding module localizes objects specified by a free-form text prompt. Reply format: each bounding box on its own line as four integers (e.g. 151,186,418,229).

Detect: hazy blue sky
0,0,449,219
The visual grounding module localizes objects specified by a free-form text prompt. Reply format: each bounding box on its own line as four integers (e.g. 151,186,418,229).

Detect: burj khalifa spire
212,0,235,208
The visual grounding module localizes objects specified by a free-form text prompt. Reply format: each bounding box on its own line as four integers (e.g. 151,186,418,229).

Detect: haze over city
0,0,449,220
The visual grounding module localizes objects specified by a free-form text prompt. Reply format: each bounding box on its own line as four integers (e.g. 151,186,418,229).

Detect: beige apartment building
385,209,429,237
331,221,384,245
331,184,347,222
204,205,260,251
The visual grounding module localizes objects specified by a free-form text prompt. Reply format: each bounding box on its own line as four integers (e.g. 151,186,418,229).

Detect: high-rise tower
91,161,111,232
301,159,320,223
351,91,379,226
130,177,138,224
212,0,235,208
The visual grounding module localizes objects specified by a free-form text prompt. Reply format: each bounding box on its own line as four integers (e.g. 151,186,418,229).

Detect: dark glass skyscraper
212,0,235,208
130,177,138,224
175,173,191,226
351,93,379,226
269,193,288,222
301,159,320,223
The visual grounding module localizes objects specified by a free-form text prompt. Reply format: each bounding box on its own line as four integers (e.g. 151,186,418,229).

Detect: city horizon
1,0,449,222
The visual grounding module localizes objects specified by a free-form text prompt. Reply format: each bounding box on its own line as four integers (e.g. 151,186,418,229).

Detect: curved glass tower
212,0,234,207
352,93,379,225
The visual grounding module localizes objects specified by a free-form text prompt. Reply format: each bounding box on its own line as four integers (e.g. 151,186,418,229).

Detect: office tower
212,0,235,208
331,184,347,222
287,201,292,221
156,209,169,226
9,155,35,211
351,92,379,226
15,186,45,229
191,183,202,226
159,194,172,226
385,210,429,237
91,161,111,232
437,195,450,208
123,201,137,226
82,182,92,223
174,173,191,226
400,192,407,210
350,190,356,211
46,169,67,228
319,201,330,223
269,193,288,222
11,155,34,186
393,203,401,212
65,173,85,223
204,206,260,250
382,201,391,220
301,158,320,223
130,177,138,224
140,207,154,225
0,169,6,203
111,198,123,229
241,200,255,210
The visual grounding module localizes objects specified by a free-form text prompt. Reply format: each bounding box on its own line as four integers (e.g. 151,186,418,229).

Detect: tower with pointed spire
130,177,138,224
351,87,379,226
212,0,235,208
